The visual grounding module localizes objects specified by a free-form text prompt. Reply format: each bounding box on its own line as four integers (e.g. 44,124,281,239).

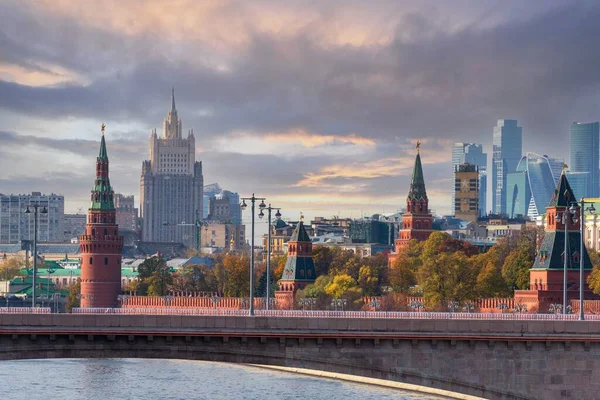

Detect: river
0,358,446,399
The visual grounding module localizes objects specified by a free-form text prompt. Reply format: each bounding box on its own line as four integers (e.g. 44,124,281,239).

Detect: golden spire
101,123,106,135
416,140,421,153
300,213,304,221
562,163,569,173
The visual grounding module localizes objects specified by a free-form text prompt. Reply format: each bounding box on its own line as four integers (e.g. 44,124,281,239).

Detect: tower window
104,257,109,265
104,228,108,235
89,257,93,264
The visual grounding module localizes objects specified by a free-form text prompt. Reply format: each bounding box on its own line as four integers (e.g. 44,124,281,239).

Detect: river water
0,358,445,399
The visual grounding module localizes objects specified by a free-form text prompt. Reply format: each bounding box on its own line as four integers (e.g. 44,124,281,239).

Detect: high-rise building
454,163,479,222
569,122,599,198
506,153,562,219
140,89,204,247
452,143,487,216
492,119,523,216
114,194,138,232
566,171,591,201
0,192,64,243
79,127,124,308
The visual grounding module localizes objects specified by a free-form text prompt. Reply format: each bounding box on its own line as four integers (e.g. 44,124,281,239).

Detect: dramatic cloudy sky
1,0,600,222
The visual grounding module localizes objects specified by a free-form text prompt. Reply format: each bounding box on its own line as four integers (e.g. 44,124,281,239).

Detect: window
104,257,109,265
89,257,93,264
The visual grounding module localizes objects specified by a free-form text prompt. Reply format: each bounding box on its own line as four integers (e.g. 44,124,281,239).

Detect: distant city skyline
2,1,600,221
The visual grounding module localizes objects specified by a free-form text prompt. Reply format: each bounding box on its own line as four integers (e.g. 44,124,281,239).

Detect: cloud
1,0,599,217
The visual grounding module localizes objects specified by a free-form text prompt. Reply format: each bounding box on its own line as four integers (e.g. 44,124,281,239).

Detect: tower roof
290,220,311,242
171,87,176,111
98,134,108,160
548,171,576,208
407,150,428,201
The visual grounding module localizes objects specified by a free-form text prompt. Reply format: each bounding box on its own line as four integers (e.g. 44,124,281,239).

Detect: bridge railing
70,308,600,320
0,307,51,314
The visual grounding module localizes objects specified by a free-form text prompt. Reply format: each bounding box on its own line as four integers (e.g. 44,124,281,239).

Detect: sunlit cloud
0,62,87,87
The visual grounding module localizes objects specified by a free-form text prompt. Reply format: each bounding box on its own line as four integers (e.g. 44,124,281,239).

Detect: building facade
202,222,245,251
452,143,487,217
454,163,479,222
492,119,523,216
0,192,65,244
570,121,599,198
79,128,124,308
140,89,204,248
63,213,87,242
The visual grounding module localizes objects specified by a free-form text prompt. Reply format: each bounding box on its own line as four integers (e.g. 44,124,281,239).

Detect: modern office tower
505,170,530,219
505,153,561,219
452,143,487,216
140,89,204,247
454,164,479,222
492,119,523,216
570,122,599,198
566,171,591,202
0,192,64,243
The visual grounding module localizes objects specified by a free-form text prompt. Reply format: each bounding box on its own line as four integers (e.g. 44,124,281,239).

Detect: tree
475,262,511,298
65,279,81,312
587,251,600,294
419,251,477,309
0,257,24,282
358,265,381,296
389,254,417,293
218,254,250,297
136,256,171,296
312,246,333,277
501,246,532,291
324,274,363,310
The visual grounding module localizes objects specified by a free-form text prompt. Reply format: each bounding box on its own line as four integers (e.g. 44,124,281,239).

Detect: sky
1,0,600,224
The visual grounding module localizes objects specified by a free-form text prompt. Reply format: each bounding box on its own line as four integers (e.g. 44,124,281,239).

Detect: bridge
1,313,599,400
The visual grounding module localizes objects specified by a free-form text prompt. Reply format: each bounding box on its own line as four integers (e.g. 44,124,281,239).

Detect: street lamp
410,300,424,312
77,293,95,306
300,297,317,311
24,203,47,308
513,303,527,314
557,203,578,314
369,298,381,311
211,295,220,311
331,298,347,311
240,194,266,316
447,300,459,313
496,303,509,313
263,204,281,311
117,294,129,308
579,198,596,320
462,301,475,313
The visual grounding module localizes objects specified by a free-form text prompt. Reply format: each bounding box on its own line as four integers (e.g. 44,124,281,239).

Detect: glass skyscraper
492,119,523,216
452,143,487,216
569,122,599,198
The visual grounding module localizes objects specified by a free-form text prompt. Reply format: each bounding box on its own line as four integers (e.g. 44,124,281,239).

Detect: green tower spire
407,148,428,201
90,124,115,210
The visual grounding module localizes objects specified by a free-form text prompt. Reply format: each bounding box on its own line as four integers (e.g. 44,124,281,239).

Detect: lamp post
240,194,266,316
410,300,424,312
496,303,509,313
211,295,220,311
369,298,381,311
24,203,47,308
263,204,281,311
300,297,317,311
579,199,596,320
558,203,578,314
331,298,347,311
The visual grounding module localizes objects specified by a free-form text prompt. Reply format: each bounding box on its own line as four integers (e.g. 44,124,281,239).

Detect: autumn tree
0,257,24,281
389,254,417,293
324,274,363,310
65,279,81,312
136,256,172,296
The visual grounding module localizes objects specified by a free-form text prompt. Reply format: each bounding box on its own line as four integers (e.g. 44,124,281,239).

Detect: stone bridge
1,314,599,400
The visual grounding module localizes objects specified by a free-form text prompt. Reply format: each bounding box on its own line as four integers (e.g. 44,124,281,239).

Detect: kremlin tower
275,216,317,309
515,171,596,312
389,142,433,264
79,125,124,308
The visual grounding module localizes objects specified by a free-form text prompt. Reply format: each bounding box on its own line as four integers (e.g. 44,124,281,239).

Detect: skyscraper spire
171,87,176,111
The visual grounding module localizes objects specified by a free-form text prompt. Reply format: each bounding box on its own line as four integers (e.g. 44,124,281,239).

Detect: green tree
324,274,363,310
501,246,532,291
0,257,24,282
389,254,417,293
475,262,511,298
65,279,81,312
136,256,172,296
358,265,381,296
419,251,477,309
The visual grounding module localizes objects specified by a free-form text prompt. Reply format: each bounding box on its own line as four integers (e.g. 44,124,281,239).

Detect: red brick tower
389,143,433,264
275,217,316,309
79,125,124,308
